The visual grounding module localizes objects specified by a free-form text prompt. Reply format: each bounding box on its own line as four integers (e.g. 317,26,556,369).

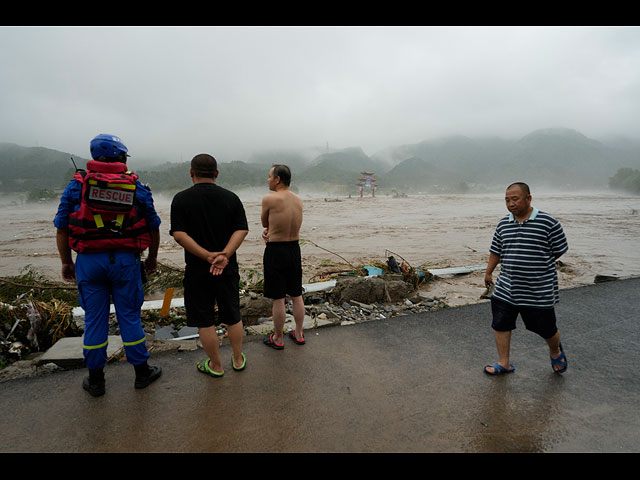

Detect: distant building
356,171,377,198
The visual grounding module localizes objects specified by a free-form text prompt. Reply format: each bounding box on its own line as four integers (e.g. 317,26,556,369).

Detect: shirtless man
261,164,305,349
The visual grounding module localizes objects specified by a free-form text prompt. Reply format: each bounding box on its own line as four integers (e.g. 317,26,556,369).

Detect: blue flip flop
550,343,568,374
484,363,515,375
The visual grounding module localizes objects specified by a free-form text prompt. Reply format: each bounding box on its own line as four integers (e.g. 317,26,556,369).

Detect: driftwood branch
302,239,357,269
0,277,77,290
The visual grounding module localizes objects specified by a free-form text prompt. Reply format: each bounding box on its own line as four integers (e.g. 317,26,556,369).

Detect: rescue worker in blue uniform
54,133,162,397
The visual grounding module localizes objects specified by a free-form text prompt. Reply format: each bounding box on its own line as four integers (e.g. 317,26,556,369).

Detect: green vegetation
0,143,79,194
609,168,640,194
27,188,59,202
0,266,82,366
0,265,79,306
142,261,186,297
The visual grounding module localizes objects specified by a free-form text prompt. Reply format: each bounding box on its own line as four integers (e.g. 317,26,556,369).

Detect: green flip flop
197,358,224,378
232,352,247,371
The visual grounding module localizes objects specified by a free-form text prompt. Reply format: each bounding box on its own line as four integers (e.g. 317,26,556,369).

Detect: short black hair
507,182,530,196
272,164,291,186
191,154,217,179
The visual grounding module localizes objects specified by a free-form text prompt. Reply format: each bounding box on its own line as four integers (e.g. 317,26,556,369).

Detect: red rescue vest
67,160,152,253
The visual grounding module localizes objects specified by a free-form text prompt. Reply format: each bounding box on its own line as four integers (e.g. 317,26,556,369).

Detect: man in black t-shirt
170,154,249,377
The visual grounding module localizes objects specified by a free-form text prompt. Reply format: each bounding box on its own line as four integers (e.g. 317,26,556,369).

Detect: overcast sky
1,26,639,164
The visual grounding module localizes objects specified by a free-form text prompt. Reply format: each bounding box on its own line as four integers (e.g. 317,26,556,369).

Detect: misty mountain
0,143,272,194
373,134,513,168
296,147,391,185
138,160,270,193
375,128,640,190
246,149,310,171
374,135,515,188
0,142,82,192
506,128,621,186
380,157,456,189
246,146,329,171
3,128,640,195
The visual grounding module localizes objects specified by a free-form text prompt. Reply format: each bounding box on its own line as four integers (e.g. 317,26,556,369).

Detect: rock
177,326,198,338
171,340,198,351
155,325,178,340
0,359,62,382
302,293,325,304
35,335,124,369
330,275,413,305
317,308,338,319
594,275,619,283
385,279,414,302
241,296,273,324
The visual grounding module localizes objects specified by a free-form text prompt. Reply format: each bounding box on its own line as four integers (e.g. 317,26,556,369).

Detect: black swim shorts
490,296,558,339
263,240,303,300
183,265,241,328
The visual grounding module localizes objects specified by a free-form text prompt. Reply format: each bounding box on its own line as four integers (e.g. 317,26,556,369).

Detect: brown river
1,189,639,307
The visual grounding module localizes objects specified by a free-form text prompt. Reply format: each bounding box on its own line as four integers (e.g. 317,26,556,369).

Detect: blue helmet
90,133,130,161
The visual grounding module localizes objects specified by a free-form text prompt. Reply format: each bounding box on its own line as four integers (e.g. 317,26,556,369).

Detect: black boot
83,368,105,397
134,362,162,389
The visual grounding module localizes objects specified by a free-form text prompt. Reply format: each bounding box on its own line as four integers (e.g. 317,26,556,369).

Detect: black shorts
491,297,558,339
183,265,241,328
263,240,303,300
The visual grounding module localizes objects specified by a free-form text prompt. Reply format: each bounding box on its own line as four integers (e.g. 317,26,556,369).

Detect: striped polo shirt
490,207,568,308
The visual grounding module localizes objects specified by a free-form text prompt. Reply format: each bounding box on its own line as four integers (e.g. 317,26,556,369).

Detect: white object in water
427,264,487,277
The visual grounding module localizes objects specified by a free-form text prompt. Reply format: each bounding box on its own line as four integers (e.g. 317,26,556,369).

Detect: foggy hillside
296,147,391,185
2,127,640,195
374,128,640,190
0,143,78,192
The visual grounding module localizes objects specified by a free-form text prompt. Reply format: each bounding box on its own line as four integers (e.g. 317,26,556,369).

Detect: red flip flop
263,333,284,350
289,330,305,345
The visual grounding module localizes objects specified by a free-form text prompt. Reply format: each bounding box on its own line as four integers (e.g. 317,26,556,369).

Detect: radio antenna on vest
70,156,80,172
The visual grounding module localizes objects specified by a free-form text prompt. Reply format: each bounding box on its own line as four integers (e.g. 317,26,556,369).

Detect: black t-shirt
170,183,249,274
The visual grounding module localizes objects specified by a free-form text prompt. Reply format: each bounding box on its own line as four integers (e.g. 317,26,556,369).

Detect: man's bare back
261,189,303,242
261,165,306,348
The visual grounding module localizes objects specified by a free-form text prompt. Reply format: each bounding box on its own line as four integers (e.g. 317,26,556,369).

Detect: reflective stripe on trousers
76,251,150,369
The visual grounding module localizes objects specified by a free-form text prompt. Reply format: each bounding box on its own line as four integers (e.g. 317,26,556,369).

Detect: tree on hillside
609,168,640,194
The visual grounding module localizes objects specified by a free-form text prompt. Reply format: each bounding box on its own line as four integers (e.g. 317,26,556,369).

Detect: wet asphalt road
1,277,639,453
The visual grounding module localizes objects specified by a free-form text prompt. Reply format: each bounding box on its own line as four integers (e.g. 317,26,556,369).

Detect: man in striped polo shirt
483,182,569,375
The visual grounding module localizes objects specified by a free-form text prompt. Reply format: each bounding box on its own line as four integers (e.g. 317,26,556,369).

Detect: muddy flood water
1,188,639,307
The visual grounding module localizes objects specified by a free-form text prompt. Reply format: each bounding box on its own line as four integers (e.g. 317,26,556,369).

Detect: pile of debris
0,295,81,369
306,293,448,325
304,273,447,325
0,265,79,306
242,270,447,330
0,254,444,375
